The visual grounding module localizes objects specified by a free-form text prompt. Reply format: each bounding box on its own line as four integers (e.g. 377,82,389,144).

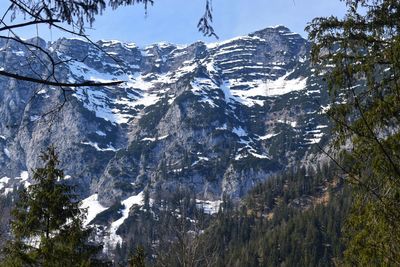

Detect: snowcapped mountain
0,25,330,251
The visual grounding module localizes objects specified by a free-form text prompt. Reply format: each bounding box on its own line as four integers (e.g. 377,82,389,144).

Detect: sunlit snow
0,177,10,190
80,194,108,227
196,199,222,214
106,191,144,249
230,71,308,101
15,171,30,188
3,148,10,158
81,141,118,152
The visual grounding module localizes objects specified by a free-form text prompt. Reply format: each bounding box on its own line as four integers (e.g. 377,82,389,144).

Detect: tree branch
0,19,60,32
0,70,123,87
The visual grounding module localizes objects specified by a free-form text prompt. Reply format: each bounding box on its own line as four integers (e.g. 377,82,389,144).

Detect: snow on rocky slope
0,25,331,250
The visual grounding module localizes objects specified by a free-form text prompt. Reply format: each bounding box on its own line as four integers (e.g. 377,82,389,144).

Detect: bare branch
0,19,60,32
0,70,123,87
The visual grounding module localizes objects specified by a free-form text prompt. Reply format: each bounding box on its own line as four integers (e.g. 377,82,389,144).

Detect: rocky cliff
0,25,330,250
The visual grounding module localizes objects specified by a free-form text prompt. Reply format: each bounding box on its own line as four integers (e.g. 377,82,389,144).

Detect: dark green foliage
107,164,344,266
2,146,102,267
182,164,350,267
111,186,214,266
128,246,146,267
98,164,349,266
0,193,13,255
232,156,280,171
307,0,400,264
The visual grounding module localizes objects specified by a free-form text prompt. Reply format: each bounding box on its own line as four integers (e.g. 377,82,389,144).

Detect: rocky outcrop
0,25,330,206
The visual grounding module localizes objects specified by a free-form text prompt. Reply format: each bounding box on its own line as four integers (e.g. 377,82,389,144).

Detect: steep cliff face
0,25,329,219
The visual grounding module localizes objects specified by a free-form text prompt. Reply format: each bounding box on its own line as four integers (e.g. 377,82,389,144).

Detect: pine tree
2,146,102,267
307,0,400,264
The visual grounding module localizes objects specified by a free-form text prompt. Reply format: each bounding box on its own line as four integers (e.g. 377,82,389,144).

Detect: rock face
0,25,330,207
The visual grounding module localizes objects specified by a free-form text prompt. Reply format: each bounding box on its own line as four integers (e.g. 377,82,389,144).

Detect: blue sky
1,0,347,46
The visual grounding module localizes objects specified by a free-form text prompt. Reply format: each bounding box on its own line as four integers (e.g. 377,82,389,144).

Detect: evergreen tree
307,0,400,264
190,165,350,267
2,146,102,267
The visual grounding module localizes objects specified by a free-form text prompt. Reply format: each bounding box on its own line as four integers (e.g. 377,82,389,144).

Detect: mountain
0,25,331,254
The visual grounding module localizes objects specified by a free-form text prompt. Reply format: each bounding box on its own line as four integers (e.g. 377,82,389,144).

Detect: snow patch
81,141,118,152
30,115,40,122
305,132,325,145
249,152,270,159
277,119,297,128
258,133,279,140
73,88,133,124
320,104,331,114
316,125,328,129
142,137,156,142
0,177,10,190
221,81,264,107
106,191,144,249
96,130,107,136
15,171,30,188
4,188,13,195
216,123,228,130
68,59,127,84
206,35,265,49
196,199,222,214
232,127,247,137
231,71,308,100
68,62,162,124
80,194,108,227
142,135,168,142
3,148,10,158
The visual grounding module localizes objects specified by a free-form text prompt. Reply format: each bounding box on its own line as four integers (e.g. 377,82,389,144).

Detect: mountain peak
250,25,303,39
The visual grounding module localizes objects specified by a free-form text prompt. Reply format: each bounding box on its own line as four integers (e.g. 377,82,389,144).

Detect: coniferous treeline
155,163,351,267
59,161,353,266
0,157,350,267
111,187,215,266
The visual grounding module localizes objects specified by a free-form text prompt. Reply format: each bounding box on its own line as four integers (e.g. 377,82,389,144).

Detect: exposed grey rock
0,26,330,207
